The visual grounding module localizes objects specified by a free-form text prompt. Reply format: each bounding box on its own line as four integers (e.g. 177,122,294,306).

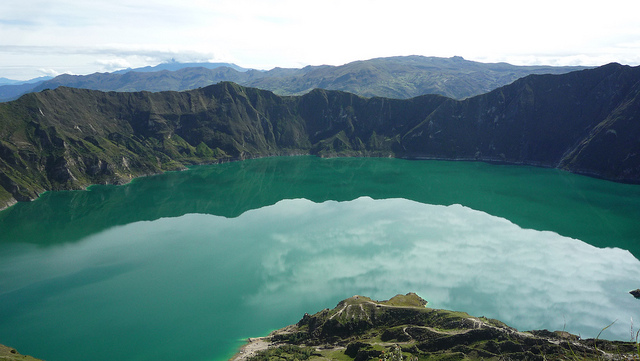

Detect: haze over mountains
0,61,638,210
0,56,587,102
0,76,53,86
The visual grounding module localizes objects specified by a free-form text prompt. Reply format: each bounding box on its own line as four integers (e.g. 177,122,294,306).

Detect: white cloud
37,68,62,77
0,0,639,79
95,58,132,72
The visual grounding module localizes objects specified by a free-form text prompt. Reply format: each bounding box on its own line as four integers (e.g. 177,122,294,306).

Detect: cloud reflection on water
241,197,640,340
2,196,639,360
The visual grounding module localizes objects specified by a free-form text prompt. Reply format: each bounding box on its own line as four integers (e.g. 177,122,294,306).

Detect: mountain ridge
111,61,249,74
0,56,588,102
0,63,638,210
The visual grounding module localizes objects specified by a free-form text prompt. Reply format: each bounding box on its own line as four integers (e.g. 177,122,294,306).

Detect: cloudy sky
1,0,640,80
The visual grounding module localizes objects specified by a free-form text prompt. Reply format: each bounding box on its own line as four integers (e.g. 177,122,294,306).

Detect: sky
1,0,640,80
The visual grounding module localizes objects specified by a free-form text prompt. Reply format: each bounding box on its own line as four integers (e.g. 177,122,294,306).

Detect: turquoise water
1,156,639,361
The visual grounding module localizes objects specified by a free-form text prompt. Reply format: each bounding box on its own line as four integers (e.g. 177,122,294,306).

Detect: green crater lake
1,156,640,361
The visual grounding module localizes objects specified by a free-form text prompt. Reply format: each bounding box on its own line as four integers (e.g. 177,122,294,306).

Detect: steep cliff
1,63,639,208
400,63,640,180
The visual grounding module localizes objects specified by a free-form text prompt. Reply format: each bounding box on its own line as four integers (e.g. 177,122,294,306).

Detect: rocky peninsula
0,344,43,361
3,293,638,361
232,293,638,361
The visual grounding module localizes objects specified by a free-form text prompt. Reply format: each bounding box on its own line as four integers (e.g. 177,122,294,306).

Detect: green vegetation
380,293,428,307
4,294,638,361
1,63,639,209
0,344,44,361
249,345,316,361
240,294,639,361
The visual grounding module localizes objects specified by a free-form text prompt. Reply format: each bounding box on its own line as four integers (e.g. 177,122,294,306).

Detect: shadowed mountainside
0,56,587,102
0,63,639,209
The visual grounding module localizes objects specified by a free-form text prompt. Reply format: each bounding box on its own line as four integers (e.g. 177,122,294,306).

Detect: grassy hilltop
235,293,638,361
3,293,637,361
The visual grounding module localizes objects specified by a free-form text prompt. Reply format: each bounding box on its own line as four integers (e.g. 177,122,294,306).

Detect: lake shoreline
4,152,639,213
3,157,640,361
227,294,640,361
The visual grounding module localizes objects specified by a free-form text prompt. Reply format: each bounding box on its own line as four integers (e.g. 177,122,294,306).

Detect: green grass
380,293,428,308
248,345,314,361
315,349,354,361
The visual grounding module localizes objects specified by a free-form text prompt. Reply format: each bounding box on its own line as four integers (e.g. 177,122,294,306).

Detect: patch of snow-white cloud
1,0,639,79
37,68,62,77
95,58,132,72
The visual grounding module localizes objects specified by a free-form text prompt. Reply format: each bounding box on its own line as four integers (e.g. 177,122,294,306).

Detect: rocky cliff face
401,63,640,179
1,63,639,208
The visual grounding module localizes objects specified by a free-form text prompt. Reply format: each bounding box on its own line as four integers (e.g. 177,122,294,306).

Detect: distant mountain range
111,61,249,74
0,76,53,86
0,56,587,102
0,62,638,209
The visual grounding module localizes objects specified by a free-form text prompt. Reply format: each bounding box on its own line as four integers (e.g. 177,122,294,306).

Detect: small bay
1,156,639,361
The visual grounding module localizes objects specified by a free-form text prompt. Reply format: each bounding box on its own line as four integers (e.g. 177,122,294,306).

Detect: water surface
1,157,639,361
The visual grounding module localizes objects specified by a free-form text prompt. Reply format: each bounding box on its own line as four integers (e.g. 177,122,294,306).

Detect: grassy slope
0,344,44,361
243,293,637,361
1,63,639,209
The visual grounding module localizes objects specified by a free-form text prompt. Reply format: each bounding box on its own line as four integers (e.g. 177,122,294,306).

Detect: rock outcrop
233,293,637,361
0,344,44,361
